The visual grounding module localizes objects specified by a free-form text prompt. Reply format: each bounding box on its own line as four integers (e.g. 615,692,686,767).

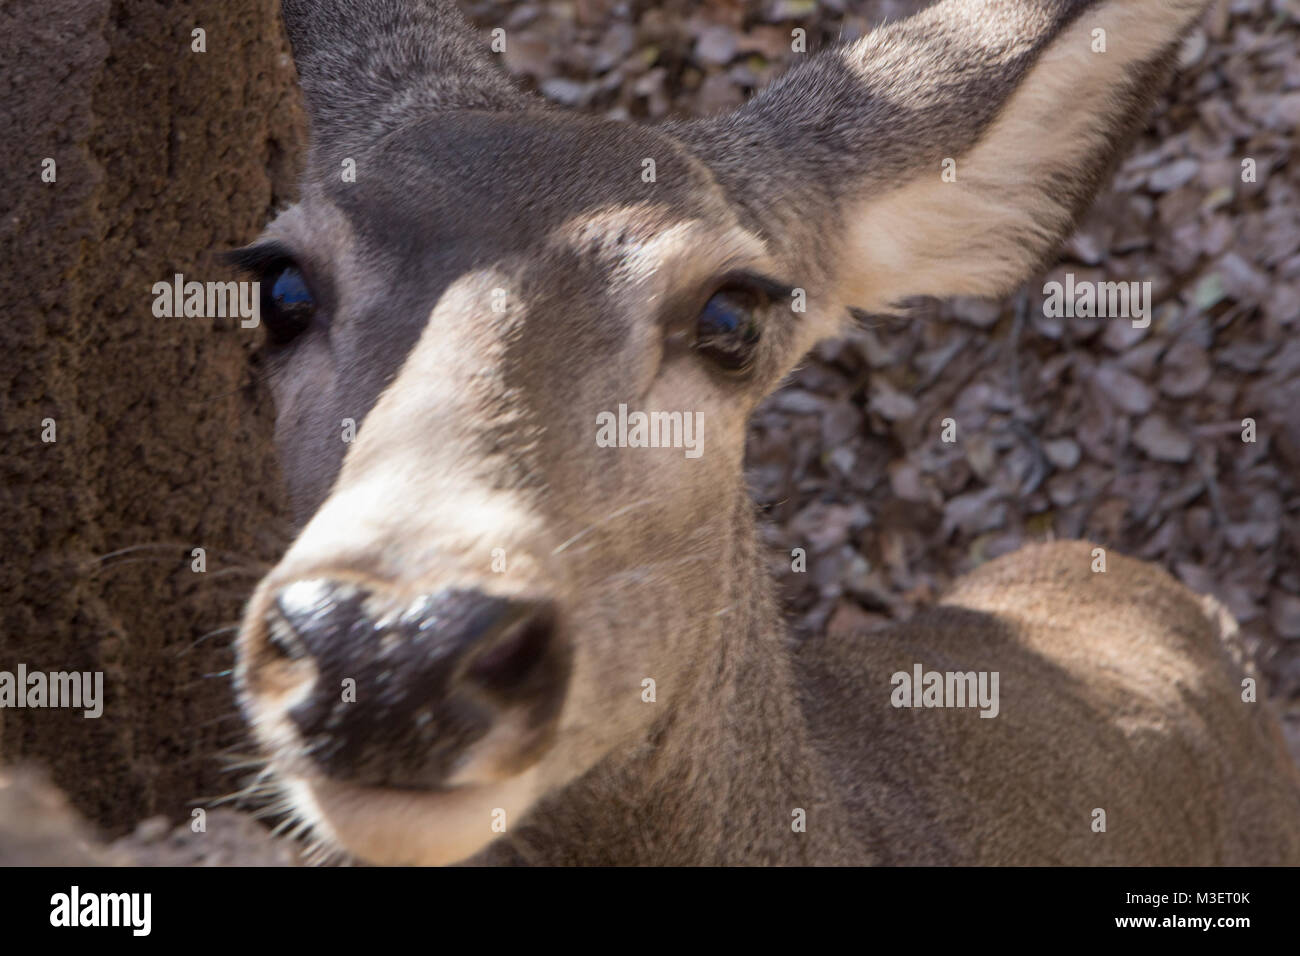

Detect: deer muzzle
247,578,570,791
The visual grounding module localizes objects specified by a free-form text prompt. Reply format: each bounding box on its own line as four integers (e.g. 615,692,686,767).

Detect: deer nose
264,579,567,789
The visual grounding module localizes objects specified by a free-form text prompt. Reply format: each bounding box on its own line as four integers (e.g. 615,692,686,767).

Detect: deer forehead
257,118,775,525
272,112,781,352
301,113,752,257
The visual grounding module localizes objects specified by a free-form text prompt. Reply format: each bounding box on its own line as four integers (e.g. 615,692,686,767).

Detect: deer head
231,0,1209,864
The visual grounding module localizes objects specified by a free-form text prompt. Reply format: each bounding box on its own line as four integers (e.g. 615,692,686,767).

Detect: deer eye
694,286,763,372
260,264,317,345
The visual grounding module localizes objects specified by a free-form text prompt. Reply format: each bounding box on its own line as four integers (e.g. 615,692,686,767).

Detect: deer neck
483,498,860,865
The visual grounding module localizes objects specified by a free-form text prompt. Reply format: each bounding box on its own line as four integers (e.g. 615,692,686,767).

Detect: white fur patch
839,0,1206,310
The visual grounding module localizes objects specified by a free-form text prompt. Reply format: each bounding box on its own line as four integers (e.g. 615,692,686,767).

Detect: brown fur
231,0,1300,865
474,530,1300,865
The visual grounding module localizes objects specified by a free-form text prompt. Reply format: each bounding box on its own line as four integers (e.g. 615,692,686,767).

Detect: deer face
233,109,833,865
235,0,1208,864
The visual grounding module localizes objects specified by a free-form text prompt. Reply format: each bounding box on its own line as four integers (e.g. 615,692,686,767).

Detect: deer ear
280,0,525,157
676,0,1207,314
836,1,1206,311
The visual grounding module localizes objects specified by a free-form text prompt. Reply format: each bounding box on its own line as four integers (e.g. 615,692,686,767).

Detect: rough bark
0,0,303,831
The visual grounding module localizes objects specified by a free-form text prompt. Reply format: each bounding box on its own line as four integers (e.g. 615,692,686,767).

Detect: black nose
265,580,567,789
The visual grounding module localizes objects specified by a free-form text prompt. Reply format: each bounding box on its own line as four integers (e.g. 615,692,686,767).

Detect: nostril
256,581,567,788
464,603,556,696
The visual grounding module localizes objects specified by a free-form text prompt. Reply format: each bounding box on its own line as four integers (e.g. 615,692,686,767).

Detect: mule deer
230,0,1300,865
